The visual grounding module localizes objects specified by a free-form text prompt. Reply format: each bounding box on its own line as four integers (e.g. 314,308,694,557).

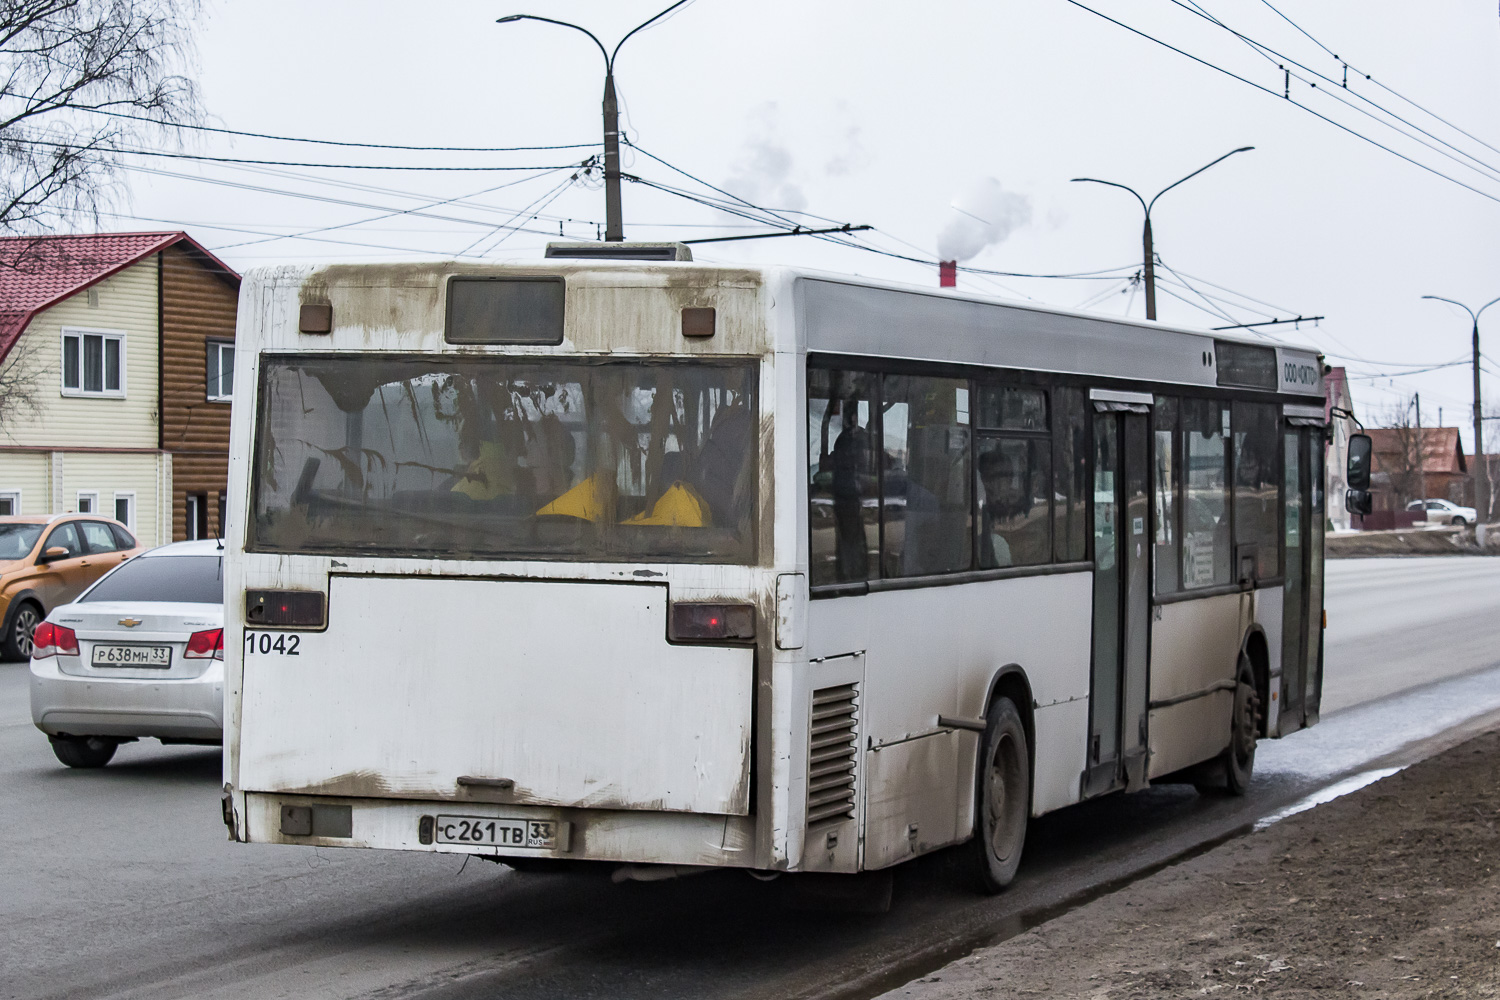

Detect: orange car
0,514,144,660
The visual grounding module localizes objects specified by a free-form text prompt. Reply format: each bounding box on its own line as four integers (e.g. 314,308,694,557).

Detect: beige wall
0,451,49,514
0,256,159,450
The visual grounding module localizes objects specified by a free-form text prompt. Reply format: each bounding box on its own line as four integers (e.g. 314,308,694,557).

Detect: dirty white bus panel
222,257,1326,892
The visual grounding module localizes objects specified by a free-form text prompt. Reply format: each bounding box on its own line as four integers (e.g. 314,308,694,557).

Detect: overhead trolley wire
77,108,601,153
1057,0,1500,206
1254,0,1500,162
1169,0,1500,185
9,136,593,172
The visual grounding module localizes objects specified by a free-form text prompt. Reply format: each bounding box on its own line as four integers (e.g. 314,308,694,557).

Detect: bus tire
49,735,117,769
969,696,1030,894
1224,656,1260,795
1197,656,1259,796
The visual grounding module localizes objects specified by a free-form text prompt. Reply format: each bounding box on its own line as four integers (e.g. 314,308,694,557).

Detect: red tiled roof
0,231,238,366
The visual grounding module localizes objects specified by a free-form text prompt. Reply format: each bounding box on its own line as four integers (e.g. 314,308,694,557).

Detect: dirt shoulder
1328,526,1500,558
880,728,1500,999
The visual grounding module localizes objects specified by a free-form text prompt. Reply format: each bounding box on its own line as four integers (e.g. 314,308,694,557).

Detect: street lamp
498,1,689,242
1422,293,1500,537
1072,147,1254,321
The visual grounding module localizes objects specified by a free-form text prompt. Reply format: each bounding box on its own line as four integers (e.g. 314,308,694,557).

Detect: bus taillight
668,603,755,643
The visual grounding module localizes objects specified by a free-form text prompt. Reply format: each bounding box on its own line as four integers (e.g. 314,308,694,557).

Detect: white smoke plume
936,178,1032,262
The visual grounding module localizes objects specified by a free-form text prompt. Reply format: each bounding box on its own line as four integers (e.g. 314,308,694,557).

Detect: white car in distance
29,540,225,768
1406,498,1478,527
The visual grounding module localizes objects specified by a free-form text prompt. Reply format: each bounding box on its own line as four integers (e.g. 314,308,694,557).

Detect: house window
61,329,125,396
206,339,235,401
0,490,18,515
76,490,98,514
113,492,135,530
185,492,208,540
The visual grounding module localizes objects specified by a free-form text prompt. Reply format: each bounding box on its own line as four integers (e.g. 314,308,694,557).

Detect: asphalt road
5,556,1500,1000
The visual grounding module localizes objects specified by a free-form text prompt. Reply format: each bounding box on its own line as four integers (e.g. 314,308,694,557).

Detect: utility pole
498,2,689,242
1416,393,1427,517
1423,294,1500,543
1072,147,1253,321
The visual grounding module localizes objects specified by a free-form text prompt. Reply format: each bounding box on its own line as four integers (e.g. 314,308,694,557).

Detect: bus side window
808,369,879,586
1181,398,1231,589
881,374,973,578
1232,400,1280,580
1153,396,1180,594
1053,386,1087,563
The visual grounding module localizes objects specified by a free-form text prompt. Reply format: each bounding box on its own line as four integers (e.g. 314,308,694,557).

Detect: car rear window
80,555,225,605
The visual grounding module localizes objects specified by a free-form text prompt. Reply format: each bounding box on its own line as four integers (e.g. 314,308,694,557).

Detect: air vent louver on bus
807,683,859,826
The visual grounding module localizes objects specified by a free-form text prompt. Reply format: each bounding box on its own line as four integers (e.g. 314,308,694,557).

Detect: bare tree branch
0,0,204,234
0,334,49,434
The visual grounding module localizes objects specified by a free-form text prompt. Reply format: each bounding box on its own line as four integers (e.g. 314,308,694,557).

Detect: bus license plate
92,644,171,667
434,815,564,850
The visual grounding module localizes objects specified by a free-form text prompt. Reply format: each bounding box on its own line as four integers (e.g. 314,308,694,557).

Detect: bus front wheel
969,696,1030,894
1195,656,1259,796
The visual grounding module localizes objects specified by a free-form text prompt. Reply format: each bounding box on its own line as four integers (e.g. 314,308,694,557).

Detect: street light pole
1072,147,1254,321
498,2,689,242
1422,293,1500,538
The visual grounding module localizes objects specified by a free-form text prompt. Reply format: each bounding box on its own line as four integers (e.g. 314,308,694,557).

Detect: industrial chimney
939,260,956,288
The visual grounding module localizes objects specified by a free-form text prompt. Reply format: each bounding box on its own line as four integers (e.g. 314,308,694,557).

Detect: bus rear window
250,356,758,563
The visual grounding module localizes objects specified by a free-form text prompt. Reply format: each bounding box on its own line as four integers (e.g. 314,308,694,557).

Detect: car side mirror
37,546,69,564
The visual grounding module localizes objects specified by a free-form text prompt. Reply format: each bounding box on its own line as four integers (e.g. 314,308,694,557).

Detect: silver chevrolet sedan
30,539,224,768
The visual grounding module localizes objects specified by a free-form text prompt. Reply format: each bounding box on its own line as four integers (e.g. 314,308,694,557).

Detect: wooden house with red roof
0,232,239,546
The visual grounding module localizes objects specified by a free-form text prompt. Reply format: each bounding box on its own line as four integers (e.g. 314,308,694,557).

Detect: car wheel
49,735,118,768
2,602,42,661
1452,516,1466,527
968,696,1030,893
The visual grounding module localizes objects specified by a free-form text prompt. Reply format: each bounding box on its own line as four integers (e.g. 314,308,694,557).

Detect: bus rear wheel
969,696,1030,894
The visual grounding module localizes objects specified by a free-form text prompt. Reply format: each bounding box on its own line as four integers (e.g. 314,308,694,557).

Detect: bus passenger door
1280,423,1326,734
1084,405,1152,797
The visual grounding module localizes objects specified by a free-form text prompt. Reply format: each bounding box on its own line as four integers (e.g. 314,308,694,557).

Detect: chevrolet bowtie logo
117,618,142,628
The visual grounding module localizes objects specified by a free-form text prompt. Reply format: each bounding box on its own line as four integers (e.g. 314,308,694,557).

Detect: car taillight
668,603,756,643
186,628,224,660
32,622,78,658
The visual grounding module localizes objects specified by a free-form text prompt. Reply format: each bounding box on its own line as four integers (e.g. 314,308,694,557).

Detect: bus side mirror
1345,433,1374,517
1346,433,1372,492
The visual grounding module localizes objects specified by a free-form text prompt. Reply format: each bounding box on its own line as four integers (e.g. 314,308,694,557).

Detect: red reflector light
668,603,755,643
32,622,78,658
185,628,224,660
245,590,325,628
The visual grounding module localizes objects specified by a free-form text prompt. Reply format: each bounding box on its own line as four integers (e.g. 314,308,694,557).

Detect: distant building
1365,425,1469,514
0,232,239,545
1324,366,1356,530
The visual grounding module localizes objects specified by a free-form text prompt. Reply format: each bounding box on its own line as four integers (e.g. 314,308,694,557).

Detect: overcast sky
107,1,1500,446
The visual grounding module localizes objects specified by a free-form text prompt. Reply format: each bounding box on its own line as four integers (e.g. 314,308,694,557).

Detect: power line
1057,0,1500,206
79,107,600,153
12,135,593,172
1170,0,1500,185
1254,0,1500,161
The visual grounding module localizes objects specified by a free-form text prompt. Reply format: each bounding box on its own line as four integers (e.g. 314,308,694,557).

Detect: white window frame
112,491,136,530
60,327,127,398
185,493,201,541
76,490,99,514
206,338,235,402
0,489,19,516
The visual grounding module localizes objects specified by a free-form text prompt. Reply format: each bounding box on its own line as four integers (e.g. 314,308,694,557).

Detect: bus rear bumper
238,792,768,869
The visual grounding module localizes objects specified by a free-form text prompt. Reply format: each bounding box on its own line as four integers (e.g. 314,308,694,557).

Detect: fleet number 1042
244,631,301,656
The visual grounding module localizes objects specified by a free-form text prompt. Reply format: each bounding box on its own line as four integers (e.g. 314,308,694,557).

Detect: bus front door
1085,405,1152,797
1280,424,1326,734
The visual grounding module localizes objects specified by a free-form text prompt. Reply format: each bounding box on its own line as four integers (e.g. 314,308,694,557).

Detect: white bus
221,247,1327,891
